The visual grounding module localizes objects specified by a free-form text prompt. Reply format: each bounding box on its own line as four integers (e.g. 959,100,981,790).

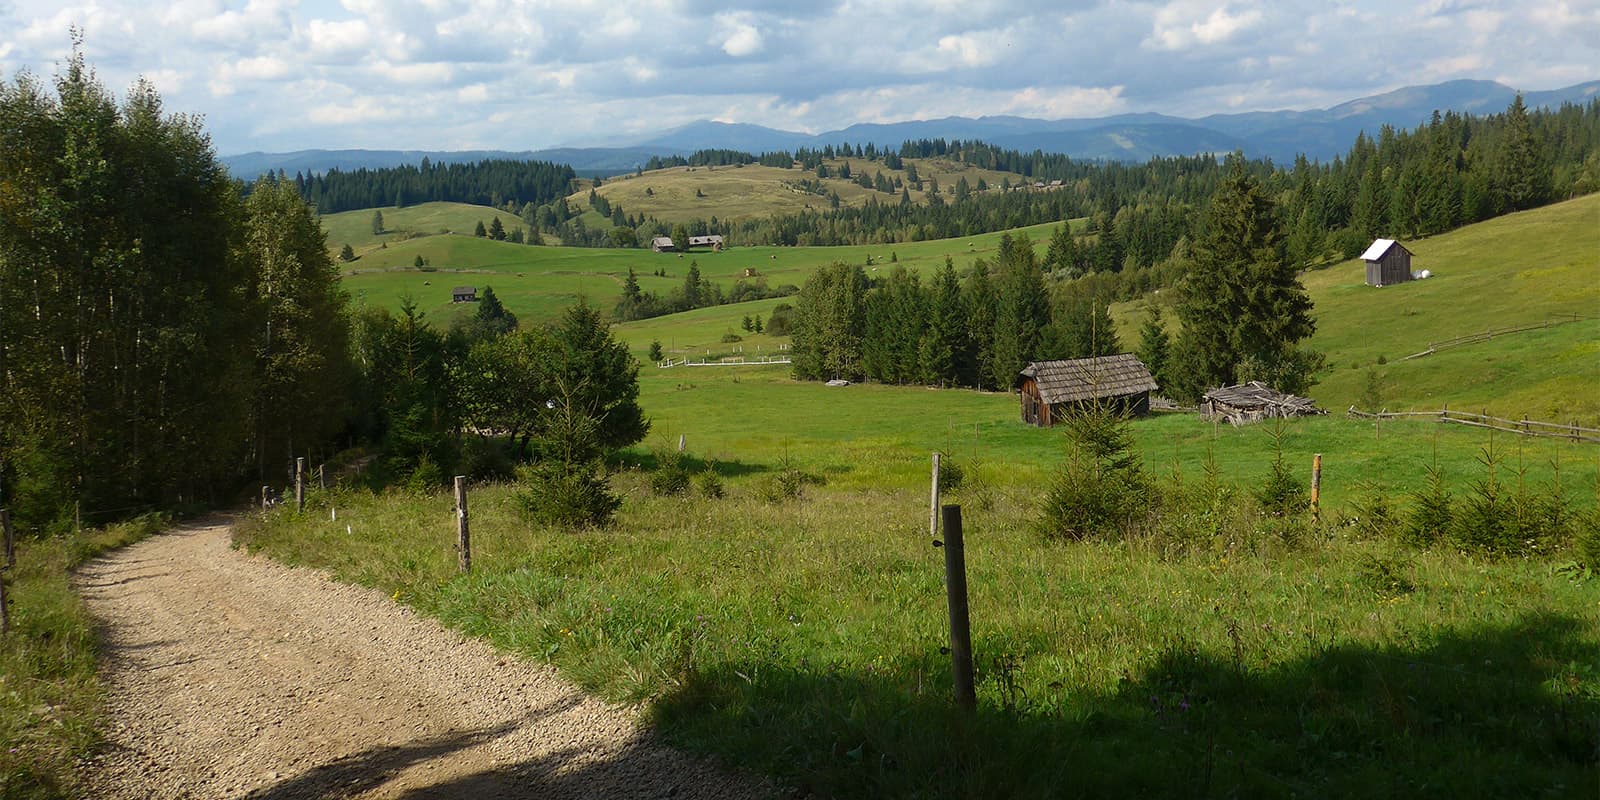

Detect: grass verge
0,514,168,799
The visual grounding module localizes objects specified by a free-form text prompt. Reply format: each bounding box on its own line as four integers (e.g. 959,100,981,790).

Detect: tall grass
0,515,168,799
236,454,1600,797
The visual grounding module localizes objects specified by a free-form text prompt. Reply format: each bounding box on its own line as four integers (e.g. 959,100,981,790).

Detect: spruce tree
1174,161,1319,399
1135,306,1172,391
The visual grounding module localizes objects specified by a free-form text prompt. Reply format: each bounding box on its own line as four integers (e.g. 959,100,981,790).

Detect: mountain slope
223,78,1600,177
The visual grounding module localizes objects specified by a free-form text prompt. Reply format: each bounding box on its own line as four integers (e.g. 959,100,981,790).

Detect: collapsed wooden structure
1201,381,1324,425
1015,354,1158,427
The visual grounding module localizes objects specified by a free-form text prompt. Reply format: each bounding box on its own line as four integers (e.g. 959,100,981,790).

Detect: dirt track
75,518,771,800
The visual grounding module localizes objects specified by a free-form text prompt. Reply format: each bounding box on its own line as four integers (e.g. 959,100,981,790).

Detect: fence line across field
658,355,793,368
1346,406,1600,444
1402,313,1595,361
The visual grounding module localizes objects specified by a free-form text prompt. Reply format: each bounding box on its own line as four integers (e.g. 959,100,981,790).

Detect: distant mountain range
222,78,1599,178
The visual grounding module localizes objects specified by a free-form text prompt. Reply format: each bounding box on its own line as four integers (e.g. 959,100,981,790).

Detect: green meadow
232,193,1600,799
333,212,1068,324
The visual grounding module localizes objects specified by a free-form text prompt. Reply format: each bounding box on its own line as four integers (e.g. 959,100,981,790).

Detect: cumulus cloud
716,12,763,57
0,0,1591,153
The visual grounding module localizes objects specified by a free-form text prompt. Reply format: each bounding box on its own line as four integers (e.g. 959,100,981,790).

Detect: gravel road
75,517,773,800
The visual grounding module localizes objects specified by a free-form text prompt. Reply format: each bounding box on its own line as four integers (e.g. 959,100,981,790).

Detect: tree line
790,164,1320,402
288,157,577,215
0,53,647,534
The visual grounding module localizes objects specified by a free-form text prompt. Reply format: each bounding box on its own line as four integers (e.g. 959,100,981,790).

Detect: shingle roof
1360,238,1401,261
452,286,476,294
1017,354,1158,404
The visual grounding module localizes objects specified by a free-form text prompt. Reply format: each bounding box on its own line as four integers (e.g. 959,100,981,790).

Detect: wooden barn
1361,239,1413,287
451,286,477,303
688,234,725,251
649,236,676,253
1015,354,1159,427
1200,382,1325,425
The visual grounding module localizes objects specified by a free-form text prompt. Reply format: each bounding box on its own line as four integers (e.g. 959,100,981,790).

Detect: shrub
403,454,444,493
651,447,693,496
695,466,725,499
1404,464,1452,547
1037,403,1149,541
758,452,820,503
516,461,619,528
1252,422,1306,517
1343,482,1401,540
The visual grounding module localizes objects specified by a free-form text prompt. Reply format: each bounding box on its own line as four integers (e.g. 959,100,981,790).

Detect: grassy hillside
580,156,1027,224
339,220,1072,324
322,201,521,256
240,195,1600,799
1112,192,1600,421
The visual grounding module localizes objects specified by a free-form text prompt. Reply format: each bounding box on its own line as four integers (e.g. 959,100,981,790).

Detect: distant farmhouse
1015,354,1159,427
451,286,477,303
1361,239,1413,287
650,235,726,253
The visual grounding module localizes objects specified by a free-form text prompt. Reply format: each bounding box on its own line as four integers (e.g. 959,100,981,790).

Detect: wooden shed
649,236,677,253
451,286,477,303
1200,382,1325,425
1015,354,1159,427
1361,239,1413,287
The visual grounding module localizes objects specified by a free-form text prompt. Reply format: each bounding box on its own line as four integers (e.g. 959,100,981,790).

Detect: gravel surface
76,517,773,800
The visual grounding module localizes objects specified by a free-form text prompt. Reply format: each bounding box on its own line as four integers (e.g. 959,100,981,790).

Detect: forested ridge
291,158,577,215
291,98,1598,280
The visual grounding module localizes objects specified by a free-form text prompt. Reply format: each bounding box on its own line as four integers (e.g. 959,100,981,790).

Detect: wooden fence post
295,457,306,513
938,504,976,714
319,464,327,490
2,509,14,571
1310,454,1323,523
678,434,686,453
261,485,270,511
455,476,471,574
929,453,942,545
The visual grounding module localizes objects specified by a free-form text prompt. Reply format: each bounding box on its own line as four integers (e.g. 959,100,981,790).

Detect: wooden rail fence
1346,406,1600,444
1402,313,1594,361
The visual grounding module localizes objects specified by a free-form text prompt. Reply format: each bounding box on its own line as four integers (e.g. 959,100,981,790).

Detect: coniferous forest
0,55,646,535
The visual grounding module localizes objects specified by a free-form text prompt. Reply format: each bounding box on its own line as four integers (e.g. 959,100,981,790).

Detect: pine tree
1044,223,1079,275
474,219,487,237
371,209,385,235
1495,94,1552,211
987,234,1050,389
339,243,356,262
1174,161,1319,399
489,216,506,240
918,258,966,386
1135,306,1172,391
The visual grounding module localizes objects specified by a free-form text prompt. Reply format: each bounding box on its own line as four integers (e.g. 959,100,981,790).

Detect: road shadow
241,720,767,800
646,611,1599,798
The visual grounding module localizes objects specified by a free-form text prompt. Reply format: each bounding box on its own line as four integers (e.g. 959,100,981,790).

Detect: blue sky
1,0,1596,155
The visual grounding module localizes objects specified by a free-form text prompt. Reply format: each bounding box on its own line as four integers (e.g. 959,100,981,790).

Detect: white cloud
0,0,1592,153
716,12,763,57
935,34,997,68
1148,2,1264,50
